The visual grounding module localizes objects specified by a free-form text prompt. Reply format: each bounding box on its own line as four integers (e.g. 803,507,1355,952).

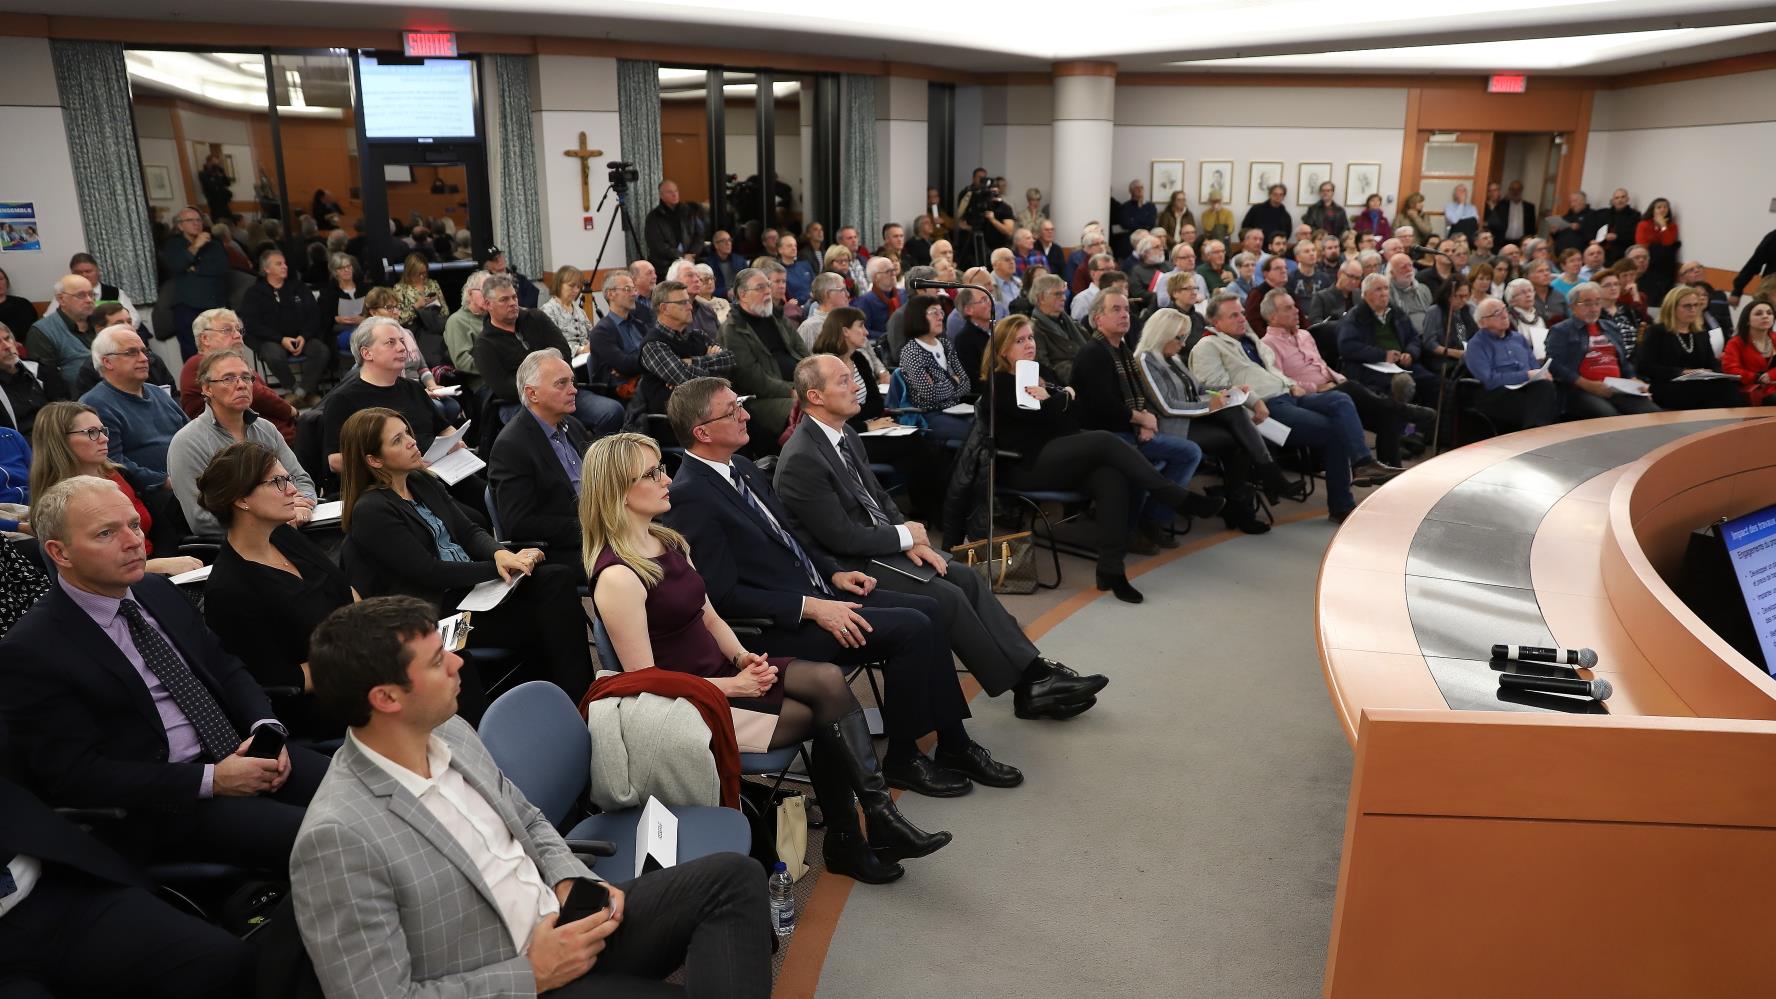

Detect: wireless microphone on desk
1498,672,1614,701
1491,644,1598,668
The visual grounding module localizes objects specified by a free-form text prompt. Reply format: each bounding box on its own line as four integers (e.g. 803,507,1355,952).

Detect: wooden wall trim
1397,89,1423,208
1606,50,1776,90
1052,61,1117,78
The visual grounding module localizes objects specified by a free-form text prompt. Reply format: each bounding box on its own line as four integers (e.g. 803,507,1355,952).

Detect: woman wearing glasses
337,407,594,700
197,440,357,738
26,401,200,575
897,294,973,441
167,348,317,538
1636,285,1742,410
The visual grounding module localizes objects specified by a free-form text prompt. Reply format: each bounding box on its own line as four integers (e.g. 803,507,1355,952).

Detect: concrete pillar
875,75,928,243
1049,62,1116,244
530,54,622,274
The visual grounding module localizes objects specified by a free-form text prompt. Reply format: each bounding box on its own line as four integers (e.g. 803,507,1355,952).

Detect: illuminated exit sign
404,32,458,58
1487,74,1528,94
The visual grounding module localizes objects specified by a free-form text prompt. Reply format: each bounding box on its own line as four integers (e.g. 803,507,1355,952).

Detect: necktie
117,599,241,763
729,467,832,596
835,440,892,528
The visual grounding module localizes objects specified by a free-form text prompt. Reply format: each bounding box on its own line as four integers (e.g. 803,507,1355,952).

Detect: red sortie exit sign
404,32,458,58
1488,74,1528,94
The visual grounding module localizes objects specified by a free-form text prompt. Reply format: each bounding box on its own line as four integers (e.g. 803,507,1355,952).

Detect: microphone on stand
1407,245,1451,260
909,278,970,291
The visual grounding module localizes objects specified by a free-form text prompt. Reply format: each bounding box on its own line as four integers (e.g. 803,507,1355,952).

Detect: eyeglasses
67,426,111,442
659,298,691,308
696,397,752,427
258,474,297,492
207,323,243,334
103,348,149,360
65,291,96,301
635,463,671,485
1677,301,1703,310
207,372,257,387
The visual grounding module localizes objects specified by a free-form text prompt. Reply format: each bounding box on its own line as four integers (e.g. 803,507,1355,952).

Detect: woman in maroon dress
582,432,947,884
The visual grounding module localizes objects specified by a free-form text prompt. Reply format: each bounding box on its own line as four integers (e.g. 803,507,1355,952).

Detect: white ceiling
11,0,1776,74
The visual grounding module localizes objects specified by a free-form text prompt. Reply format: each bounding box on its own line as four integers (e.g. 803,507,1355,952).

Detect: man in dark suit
0,475,324,869
1485,181,1537,247
774,355,1109,721
488,350,589,573
660,377,1023,797
0,752,253,998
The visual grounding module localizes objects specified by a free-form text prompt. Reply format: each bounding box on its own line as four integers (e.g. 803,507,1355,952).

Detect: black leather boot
820,710,952,862
1257,462,1305,504
809,741,904,884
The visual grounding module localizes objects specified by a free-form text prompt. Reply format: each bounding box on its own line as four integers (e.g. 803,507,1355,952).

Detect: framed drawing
1297,162,1332,205
1248,161,1283,203
143,165,174,201
1345,163,1382,206
1150,160,1186,204
1199,160,1232,205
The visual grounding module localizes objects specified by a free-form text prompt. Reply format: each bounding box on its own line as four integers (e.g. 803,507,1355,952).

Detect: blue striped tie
730,466,832,596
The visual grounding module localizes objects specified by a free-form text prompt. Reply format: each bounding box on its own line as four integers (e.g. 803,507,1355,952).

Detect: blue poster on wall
0,202,41,252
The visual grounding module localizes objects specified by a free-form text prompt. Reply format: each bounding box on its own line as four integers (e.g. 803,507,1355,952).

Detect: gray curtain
838,74,879,255
492,55,544,279
50,40,158,303
615,60,662,262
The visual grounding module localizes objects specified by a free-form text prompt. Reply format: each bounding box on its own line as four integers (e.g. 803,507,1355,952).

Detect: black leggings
1016,430,1188,575
768,660,859,749
458,562,593,700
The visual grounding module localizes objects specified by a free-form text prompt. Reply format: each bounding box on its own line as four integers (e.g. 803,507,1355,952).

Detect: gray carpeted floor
813,519,1353,999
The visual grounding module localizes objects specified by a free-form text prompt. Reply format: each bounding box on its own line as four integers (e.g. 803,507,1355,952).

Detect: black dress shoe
1138,521,1180,550
1095,572,1144,604
823,829,905,884
1015,665,1109,719
882,752,972,797
934,742,1024,788
1045,695,1096,719
1183,491,1226,518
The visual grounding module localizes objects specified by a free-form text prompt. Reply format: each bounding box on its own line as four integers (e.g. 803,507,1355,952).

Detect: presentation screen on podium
1720,502,1776,676
357,54,480,143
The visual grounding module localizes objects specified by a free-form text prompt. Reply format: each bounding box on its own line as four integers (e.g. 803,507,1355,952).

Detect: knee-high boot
816,709,952,861
809,740,905,884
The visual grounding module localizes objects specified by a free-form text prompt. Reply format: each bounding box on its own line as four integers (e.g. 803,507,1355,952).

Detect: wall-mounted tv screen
358,54,478,143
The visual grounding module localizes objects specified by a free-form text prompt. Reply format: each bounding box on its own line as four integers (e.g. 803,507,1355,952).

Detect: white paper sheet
423,422,471,463
1219,387,1249,408
309,500,344,525
1014,359,1040,410
636,796,679,878
1255,418,1291,445
942,402,975,415
427,447,487,485
1363,361,1406,374
1595,224,1610,242
427,384,462,397
1672,370,1738,382
455,574,522,612
169,565,212,585
336,297,365,319
859,424,918,437
1604,376,1651,397
1504,366,1548,390
571,351,590,369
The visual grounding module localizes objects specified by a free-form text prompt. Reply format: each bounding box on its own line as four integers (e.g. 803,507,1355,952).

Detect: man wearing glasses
168,348,317,537
27,274,102,385
78,325,189,491
637,279,734,420
1542,282,1659,420
157,206,229,359
176,307,298,441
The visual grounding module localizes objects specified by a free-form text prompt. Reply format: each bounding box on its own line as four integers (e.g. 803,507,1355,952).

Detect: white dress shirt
808,417,912,550
0,855,42,920
350,731,559,953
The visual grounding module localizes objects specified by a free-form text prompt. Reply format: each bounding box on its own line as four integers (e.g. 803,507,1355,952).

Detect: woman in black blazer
337,407,594,699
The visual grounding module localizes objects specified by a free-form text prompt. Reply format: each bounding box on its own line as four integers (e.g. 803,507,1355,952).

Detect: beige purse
952,531,1039,594
774,794,809,880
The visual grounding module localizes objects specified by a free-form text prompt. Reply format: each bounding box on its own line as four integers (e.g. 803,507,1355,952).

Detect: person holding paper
1543,282,1660,421
337,407,593,699
292,596,772,999
1637,285,1743,410
1336,272,1438,408
167,348,316,538
1191,292,1396,525
488,351,593,581
1463,298,1558,430
897,295,974,442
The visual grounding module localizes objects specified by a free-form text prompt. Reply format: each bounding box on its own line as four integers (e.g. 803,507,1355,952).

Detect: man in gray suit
775,355,1109,721
291,597,771,999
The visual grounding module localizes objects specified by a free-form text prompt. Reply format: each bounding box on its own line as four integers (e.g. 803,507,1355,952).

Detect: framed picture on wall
1199,160,1232,205
1297,163,1332,205
1248,161,1283,204
1150,160,1186,205
143,165,173,201
1345,163,1382,206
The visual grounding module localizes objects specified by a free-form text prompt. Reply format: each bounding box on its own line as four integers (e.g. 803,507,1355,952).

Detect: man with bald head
1598,187,1640,264
644,178,706,275
487,349,590,579
28,274,102,384
1463,295,1558,430
79,325,189,490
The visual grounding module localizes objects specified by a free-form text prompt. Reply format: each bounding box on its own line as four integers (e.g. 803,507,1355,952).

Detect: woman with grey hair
692,262,730,322
319,252,366,350
1134,308,1295,533
1505,277,1549,360
1229,251,1259,298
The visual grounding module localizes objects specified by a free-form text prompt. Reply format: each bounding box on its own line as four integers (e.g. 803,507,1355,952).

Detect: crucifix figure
563,131,604,212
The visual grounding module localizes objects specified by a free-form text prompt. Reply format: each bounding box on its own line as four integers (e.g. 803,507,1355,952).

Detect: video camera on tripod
607,161,640,194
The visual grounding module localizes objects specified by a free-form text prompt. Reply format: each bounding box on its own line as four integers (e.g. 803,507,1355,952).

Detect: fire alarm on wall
583,216,597,231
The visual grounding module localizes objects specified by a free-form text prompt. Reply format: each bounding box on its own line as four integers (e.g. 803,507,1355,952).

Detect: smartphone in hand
559,879,610,923
244,726,287,760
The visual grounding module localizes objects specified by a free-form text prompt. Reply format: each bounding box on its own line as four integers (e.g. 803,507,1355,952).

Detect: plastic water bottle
768,861,796,939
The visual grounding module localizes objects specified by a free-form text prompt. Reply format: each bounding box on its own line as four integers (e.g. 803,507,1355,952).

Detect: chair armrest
723,616,773,637
567,839,618,858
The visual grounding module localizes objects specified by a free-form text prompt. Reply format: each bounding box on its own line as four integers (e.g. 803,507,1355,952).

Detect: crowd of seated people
0,174,1772,996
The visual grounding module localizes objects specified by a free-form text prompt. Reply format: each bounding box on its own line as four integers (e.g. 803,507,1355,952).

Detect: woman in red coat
1634,196,1680,304
1721,299,1776,405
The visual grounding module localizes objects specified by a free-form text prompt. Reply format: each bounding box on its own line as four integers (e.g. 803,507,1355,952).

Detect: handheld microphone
1407,245,1451,259
1491,644,1598,668
1498,672,1613,701
909,278,967,291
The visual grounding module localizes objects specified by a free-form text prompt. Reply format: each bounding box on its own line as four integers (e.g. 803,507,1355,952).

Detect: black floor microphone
1498,672,1613,700
1491,644,1598,668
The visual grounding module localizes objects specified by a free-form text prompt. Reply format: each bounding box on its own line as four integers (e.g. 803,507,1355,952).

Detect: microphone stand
910,278,999,577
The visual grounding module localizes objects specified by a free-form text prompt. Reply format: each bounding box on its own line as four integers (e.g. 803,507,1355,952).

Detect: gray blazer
290,716,595,999
774,415,903,568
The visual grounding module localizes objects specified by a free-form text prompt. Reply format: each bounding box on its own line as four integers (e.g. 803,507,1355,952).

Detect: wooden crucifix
563,131,604,212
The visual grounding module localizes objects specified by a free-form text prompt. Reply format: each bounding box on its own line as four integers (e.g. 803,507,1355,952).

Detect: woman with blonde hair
540,264,595,354
582,431,949,884
337,407,590,703
28,401,199,575
1394,192,1433,237
821,243,857,297
1637,285,1739,410
391,251,443,326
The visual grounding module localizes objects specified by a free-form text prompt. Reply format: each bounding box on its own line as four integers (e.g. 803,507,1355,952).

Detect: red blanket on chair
579,670,742,809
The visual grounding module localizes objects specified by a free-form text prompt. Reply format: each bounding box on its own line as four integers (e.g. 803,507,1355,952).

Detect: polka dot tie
118,599,241,764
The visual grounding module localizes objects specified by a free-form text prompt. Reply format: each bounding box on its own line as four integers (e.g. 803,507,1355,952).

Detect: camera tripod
586,183,638,319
